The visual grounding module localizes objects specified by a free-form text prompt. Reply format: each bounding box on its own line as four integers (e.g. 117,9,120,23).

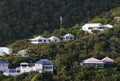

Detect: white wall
0,64,9,72
20,66,36,73
34,64,43,73
30,38,50,44
0,47,12,54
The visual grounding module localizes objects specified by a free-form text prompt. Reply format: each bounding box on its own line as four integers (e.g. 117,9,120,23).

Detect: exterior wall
4,68,21,76
48,36,61,42
34,64,43,73
20,66,35,73
83,26,105,33
49,39,60,42
30,40,41,44
63,36,74,41
81,63,104,68
104,62,114,67
30,39,50,44
0,64,9,72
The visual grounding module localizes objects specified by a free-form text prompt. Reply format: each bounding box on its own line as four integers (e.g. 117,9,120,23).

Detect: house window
44,66,52,69
66,37,68,39
98,64,103,67
99,27,104,29
70,37,73,39
21,65,28,68
17,70,20,73
44,40,46,42
88,27,93,29
92,63,96,66
38,40,42,42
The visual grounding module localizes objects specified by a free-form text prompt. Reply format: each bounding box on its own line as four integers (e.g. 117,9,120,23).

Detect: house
80,57,104,68
0,47,12,56
35,59,54,73
20,59,54,73
49,36,61,42
17,49,27,56
62,33,75,41
82,23,113,33
101,57,114,66
29,36,50,44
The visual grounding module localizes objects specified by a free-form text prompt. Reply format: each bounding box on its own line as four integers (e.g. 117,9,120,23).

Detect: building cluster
29,33,75,44
0,59,54,76
80,57,114,68
29,23,113,44
0,56,115,76
0,23,115,76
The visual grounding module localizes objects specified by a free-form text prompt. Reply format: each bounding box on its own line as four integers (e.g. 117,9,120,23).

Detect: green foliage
0,0,120,46
1,1,120,81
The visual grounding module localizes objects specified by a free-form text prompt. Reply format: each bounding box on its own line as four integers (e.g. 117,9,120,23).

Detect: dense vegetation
0,7,120,81
0,0,120,46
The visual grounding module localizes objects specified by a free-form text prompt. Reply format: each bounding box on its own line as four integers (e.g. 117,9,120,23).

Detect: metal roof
35,59,54,65
0,60,8,64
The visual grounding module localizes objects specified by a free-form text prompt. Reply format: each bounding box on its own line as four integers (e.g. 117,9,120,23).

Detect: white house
49,36,61,42
82,23,113,33
35,59,54,73
17,49,27,57
29,36,50,44
62,33,75,41
20,59,54,74
80,57,104,68
0,47,12,56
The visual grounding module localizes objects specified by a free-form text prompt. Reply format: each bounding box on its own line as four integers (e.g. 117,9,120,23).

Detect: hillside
0,0,120,46
0,7,120,81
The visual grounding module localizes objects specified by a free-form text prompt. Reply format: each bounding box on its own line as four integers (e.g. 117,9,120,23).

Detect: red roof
101,57,114,62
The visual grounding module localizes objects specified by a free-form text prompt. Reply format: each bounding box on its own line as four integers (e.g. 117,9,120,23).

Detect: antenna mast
60,16,63,28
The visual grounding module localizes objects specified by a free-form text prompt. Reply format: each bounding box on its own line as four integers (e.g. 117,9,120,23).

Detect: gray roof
35,59,54,65
0,60,8,64
63,33,74,37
